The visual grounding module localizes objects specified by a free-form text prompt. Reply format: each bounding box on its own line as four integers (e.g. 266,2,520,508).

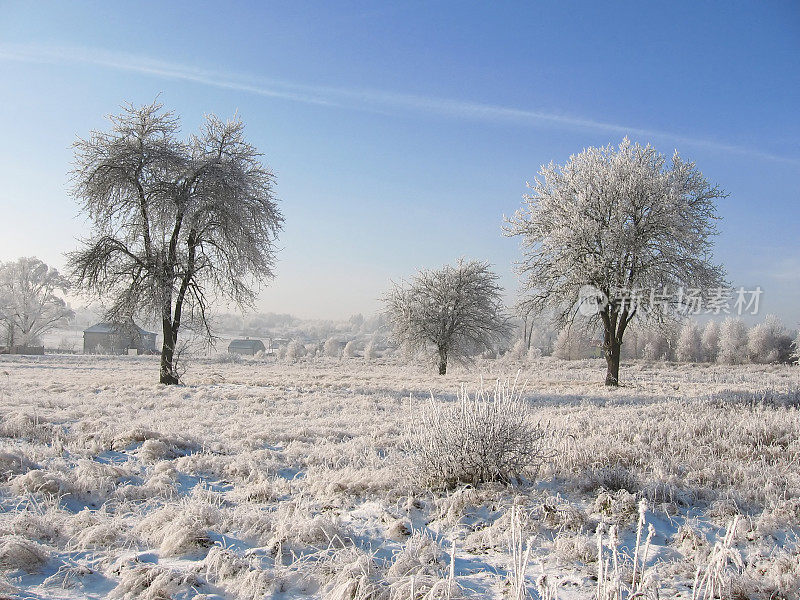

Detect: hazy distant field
1,355,798,599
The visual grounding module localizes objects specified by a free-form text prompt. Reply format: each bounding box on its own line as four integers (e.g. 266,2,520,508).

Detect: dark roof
84,322,156,336
228,338,266,349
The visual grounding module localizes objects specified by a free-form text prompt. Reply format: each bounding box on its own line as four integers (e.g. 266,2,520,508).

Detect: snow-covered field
1,355,798,599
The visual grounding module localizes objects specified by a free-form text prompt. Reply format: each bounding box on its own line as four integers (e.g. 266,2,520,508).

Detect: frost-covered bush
363,337,377,362
213,351,242,364
641,327,671,361
343,340,357,358
748,314,792,364
407,380,547,487
507,338,527,361
323,337,340,359
553,326,593,360
676,321,702,362
284,339,306,363
717,318,749,364
701,320,720,362
793,331,800,364
507,337,543,362
0,535,49,573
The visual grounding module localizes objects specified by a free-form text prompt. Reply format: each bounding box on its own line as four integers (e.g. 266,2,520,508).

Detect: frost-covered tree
284,339,306,363
323,337,340,358
792,330,800,365
552,325,594,360
748,314,793,364
67,101,282,384
0,257,74,347
641,326,672,361
676,320,702,362
363,336,377,362
343,340,358,357
505,139,726,385
383,259,512,375
506,338,528,361
701,320,720,362
717,318,749,364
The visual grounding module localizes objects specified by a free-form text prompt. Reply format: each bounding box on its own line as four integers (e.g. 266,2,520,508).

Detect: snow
1,354,798,599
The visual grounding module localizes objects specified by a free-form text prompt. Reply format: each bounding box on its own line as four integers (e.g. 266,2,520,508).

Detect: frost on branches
505,138,726,386
0,257,73,348
67,101,283,384
383,259,511,374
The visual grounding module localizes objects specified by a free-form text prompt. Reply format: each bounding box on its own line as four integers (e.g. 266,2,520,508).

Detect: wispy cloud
1,43,797,165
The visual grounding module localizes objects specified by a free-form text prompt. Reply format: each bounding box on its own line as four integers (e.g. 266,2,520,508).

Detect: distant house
83,322,158,355
228,338,266,356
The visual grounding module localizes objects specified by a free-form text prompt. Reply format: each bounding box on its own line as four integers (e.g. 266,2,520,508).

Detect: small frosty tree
0,257,74,347
343,340,358,357
323,337,340,358
641,326,672,361
717,317,749,364
68,101,283,384
505,139,726,385
383,259,512,374
676,320,702,362
284,339,306,363
701,320,720,362
747,314,792,364
552,324,593,360
363,336,377,362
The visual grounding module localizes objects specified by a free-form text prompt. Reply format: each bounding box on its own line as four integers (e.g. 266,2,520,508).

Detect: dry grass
0,354,798,599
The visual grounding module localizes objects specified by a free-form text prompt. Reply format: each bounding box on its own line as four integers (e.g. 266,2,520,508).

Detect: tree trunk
437,346,447,375
160,317,179,385
604,337,621,387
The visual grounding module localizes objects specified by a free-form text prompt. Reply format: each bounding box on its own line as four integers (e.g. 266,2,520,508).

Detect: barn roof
228,338,266,349
84,322,155,336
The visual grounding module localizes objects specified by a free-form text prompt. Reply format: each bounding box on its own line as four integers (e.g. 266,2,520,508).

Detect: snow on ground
0,354,798,599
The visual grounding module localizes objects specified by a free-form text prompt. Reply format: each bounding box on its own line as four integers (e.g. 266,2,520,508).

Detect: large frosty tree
505,139,726,386
68,101,283,384
0,257,73,347
383,259,511,374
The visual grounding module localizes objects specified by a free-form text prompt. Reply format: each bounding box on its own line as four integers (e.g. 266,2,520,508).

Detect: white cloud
1,43,797,165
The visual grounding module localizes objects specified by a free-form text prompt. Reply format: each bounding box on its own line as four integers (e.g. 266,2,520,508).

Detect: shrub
717,318,749,364
363,337,377,362
748,314,793,363
343,340,357,358
676,320,702,362
793,331,800,364
641,327,671,361
407,380,547,488
323,337,340,359
701,320,719,362
284,339,306,363
553,326,593,360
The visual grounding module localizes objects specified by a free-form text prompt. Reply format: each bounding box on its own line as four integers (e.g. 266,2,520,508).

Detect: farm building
83,322,158,355
228,338,267,356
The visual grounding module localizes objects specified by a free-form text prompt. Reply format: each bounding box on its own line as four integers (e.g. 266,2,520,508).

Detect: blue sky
1,1,798,323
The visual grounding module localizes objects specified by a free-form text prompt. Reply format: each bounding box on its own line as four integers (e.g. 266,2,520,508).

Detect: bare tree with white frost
701,320,720,362
0,257,74,347
68,101,282,384
717,317,749,365
383,259,512,375
747,314,793,364
504,139,726,386
676,320,702,362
